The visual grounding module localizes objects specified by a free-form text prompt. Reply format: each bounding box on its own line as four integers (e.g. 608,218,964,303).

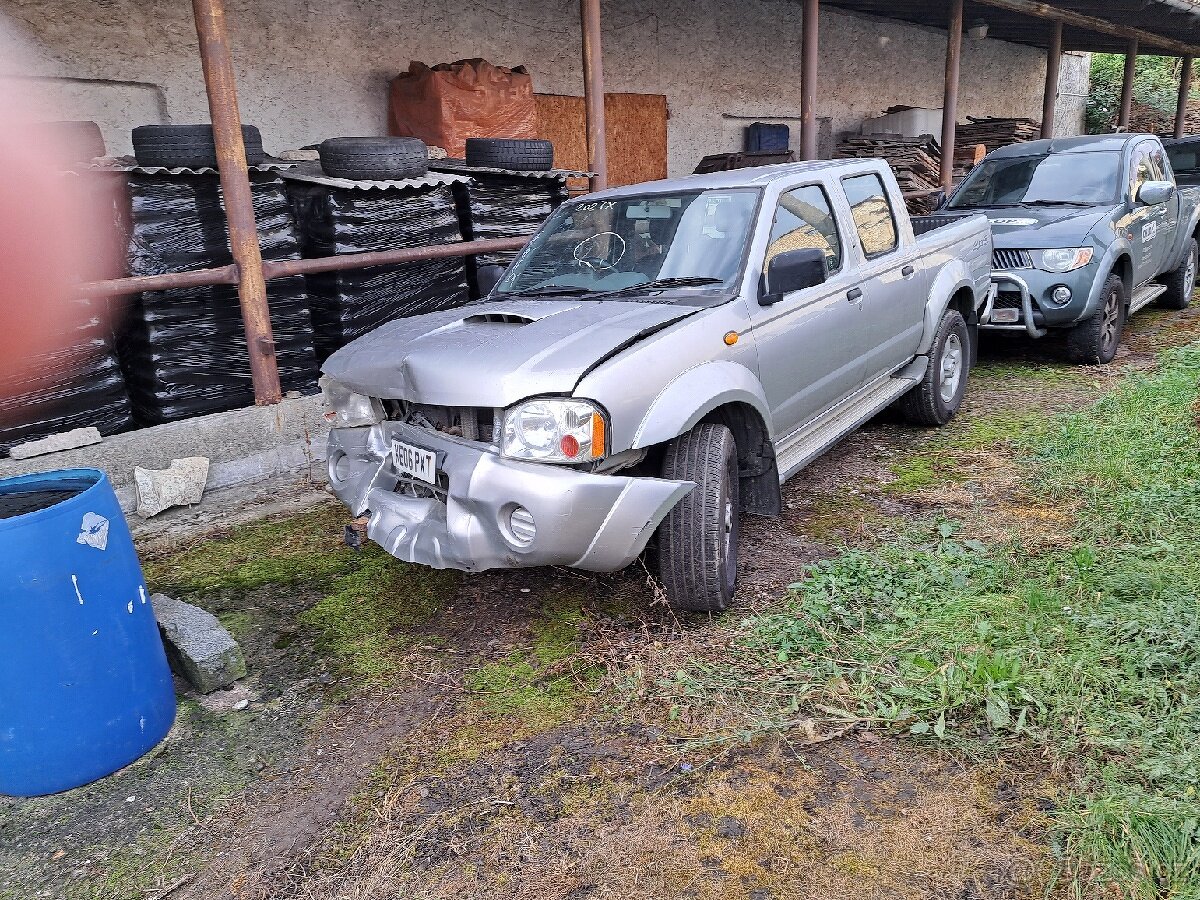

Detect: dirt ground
4,305,1200,900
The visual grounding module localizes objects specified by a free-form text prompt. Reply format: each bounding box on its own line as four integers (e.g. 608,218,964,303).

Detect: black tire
318,137,428,181
899,309,970,427
657,424,739,614
1065,273,1125,365
38,121,105,166
1160,238,1197,310
132,124,264,169
464,138,554,171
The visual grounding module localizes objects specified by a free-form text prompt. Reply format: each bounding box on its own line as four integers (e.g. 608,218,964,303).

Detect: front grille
993,249,1033,270
995,291,1024,310
389,402,497,444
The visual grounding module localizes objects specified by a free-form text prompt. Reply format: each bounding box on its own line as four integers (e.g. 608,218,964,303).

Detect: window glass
1150,146,1172,181
764,184,842,275
1130,145,1155,198
842,173,898,257
948,151,1121,207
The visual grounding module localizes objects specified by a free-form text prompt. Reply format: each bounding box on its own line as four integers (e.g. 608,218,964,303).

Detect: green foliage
1087,53,1185,133
669,345,1200,896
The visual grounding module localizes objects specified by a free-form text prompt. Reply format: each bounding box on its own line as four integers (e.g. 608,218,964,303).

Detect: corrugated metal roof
818,0,1200,55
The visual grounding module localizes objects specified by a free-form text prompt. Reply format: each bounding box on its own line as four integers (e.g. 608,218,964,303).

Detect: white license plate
991,308,1021,324
392,440,438,484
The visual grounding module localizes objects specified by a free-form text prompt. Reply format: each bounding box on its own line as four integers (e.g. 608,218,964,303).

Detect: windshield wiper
1020,199,1095,207
497,285,602,298
595,276,726,298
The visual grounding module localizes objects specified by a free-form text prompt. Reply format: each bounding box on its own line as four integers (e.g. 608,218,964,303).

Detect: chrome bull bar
984,272,1047,339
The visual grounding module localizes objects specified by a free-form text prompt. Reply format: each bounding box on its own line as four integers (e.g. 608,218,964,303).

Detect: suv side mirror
759,248,827,306
933,189,948,210
1137,180,1176,206
475,264,506,296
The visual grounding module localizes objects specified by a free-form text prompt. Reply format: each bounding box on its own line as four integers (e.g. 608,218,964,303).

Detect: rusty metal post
1119,38,1138,130
1176,55,1194,139
192,0,281,404
1041,20,1063,139
580,0,608,192
940,0,963,192
800,0,820,161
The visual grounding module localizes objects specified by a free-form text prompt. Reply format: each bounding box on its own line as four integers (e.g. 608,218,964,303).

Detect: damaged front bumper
327,422,693,573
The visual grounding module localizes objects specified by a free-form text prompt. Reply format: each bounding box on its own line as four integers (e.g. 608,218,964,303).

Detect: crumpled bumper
326,422,693,573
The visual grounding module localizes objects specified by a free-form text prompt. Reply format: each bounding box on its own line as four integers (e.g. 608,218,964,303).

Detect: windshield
495,188,760,298
948,150,1122,209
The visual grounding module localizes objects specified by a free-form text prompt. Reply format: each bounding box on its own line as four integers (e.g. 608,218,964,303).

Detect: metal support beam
1041,20,1062,140
1120,38,1138,130
800,0,819,161
1177,55,1194,139
940,0,963,192
192,0,281,405
580,0,608,192
974,0,1200,57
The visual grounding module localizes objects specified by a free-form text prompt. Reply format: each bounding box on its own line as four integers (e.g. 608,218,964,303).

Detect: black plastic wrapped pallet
119,171,319,425
446,173,568,296
286,181,469,362
0,172,134,453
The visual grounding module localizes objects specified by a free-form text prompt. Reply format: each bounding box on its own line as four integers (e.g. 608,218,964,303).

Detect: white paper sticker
76,512,110,551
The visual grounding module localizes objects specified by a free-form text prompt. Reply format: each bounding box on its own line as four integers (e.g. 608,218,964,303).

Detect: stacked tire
317,137,429,181
464,138,554,172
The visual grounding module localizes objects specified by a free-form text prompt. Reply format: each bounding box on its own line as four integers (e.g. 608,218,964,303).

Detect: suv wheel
899,309,970,426
1160,237,1197,310
1066,273,1125,365
657,424,739,613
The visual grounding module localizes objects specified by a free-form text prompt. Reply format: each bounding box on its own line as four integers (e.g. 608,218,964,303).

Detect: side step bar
775,369,922,483
1129,282,1168,315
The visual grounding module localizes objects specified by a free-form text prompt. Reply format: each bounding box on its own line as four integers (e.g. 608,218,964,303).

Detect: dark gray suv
945,134,1200,363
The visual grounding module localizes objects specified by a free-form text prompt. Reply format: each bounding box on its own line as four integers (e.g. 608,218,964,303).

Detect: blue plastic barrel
0,469,175,796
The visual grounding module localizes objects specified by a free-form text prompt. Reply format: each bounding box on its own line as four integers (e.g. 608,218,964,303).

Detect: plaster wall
1,0,1087,175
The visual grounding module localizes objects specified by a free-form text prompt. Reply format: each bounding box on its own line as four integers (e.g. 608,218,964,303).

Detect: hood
974,206,1112,249
322,299,703,407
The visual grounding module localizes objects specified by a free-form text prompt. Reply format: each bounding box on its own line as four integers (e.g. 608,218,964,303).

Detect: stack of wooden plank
955,117,1040,153
835,134,941,193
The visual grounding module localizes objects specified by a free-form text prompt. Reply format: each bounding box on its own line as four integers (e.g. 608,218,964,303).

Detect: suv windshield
949,150,1122,209
495,188,760,298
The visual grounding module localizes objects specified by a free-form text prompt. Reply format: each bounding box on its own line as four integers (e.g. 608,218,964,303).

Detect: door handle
901,265,916,277
847,287,863,302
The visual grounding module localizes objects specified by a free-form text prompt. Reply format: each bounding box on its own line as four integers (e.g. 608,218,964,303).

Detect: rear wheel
899,309,970,426
1160,238,1197,310
657,424,739,613
1065,274,1125,364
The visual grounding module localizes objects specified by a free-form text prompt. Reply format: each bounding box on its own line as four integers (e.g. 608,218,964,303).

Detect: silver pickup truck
320,159,992,612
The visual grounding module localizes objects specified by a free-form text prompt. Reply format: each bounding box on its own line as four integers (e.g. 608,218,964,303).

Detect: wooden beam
940,0,963,192
192,0,281,405
971,0,1200,57
1041,20,1062,139
800,0,819,160
580,0,608,192
1120,38,1138,129
1177,55,1194,139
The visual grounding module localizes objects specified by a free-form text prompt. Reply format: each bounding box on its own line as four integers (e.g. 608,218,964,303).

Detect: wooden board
535,93,668,188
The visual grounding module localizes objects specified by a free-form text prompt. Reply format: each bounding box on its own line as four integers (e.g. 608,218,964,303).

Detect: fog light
1051,285,1073,305
508,506,537,546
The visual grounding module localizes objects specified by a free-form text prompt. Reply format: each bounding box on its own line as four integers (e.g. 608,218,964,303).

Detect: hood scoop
463,311,538,326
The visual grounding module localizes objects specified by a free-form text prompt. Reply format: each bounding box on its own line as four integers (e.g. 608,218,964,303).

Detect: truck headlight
1036,248,1093,273
501,399,608,463
319,375,384,428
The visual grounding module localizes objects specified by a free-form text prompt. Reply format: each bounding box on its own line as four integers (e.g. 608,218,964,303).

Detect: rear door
750,182,866,436
839,171,926,381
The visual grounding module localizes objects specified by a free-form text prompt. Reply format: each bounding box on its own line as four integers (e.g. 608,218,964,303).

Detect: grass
666,344,1200,898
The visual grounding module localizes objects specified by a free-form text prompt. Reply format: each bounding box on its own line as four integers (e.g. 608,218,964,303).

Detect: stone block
151,593,247,694
8,427,102,460
134,457,210,518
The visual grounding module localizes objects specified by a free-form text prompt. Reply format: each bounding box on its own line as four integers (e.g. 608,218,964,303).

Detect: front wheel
1065,273,1125,365
657,424,739,613
899,309,970,427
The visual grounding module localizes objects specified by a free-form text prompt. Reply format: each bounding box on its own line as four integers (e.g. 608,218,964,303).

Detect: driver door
751,183,866,437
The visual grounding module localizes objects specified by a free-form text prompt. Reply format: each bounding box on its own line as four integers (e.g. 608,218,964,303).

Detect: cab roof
988,133,1147,159
589,158,888,200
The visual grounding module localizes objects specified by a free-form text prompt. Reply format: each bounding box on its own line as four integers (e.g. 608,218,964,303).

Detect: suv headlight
319,375,384,428
1035,248,1094,273
501,399,608,463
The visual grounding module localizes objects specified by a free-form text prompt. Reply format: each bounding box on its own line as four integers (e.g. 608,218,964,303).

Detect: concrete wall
1,0,1087,176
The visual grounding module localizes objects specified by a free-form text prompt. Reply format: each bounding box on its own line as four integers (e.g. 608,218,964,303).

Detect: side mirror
1137,180,1176,206
933,189,948,211
759,248,827,306
475,264,506,297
